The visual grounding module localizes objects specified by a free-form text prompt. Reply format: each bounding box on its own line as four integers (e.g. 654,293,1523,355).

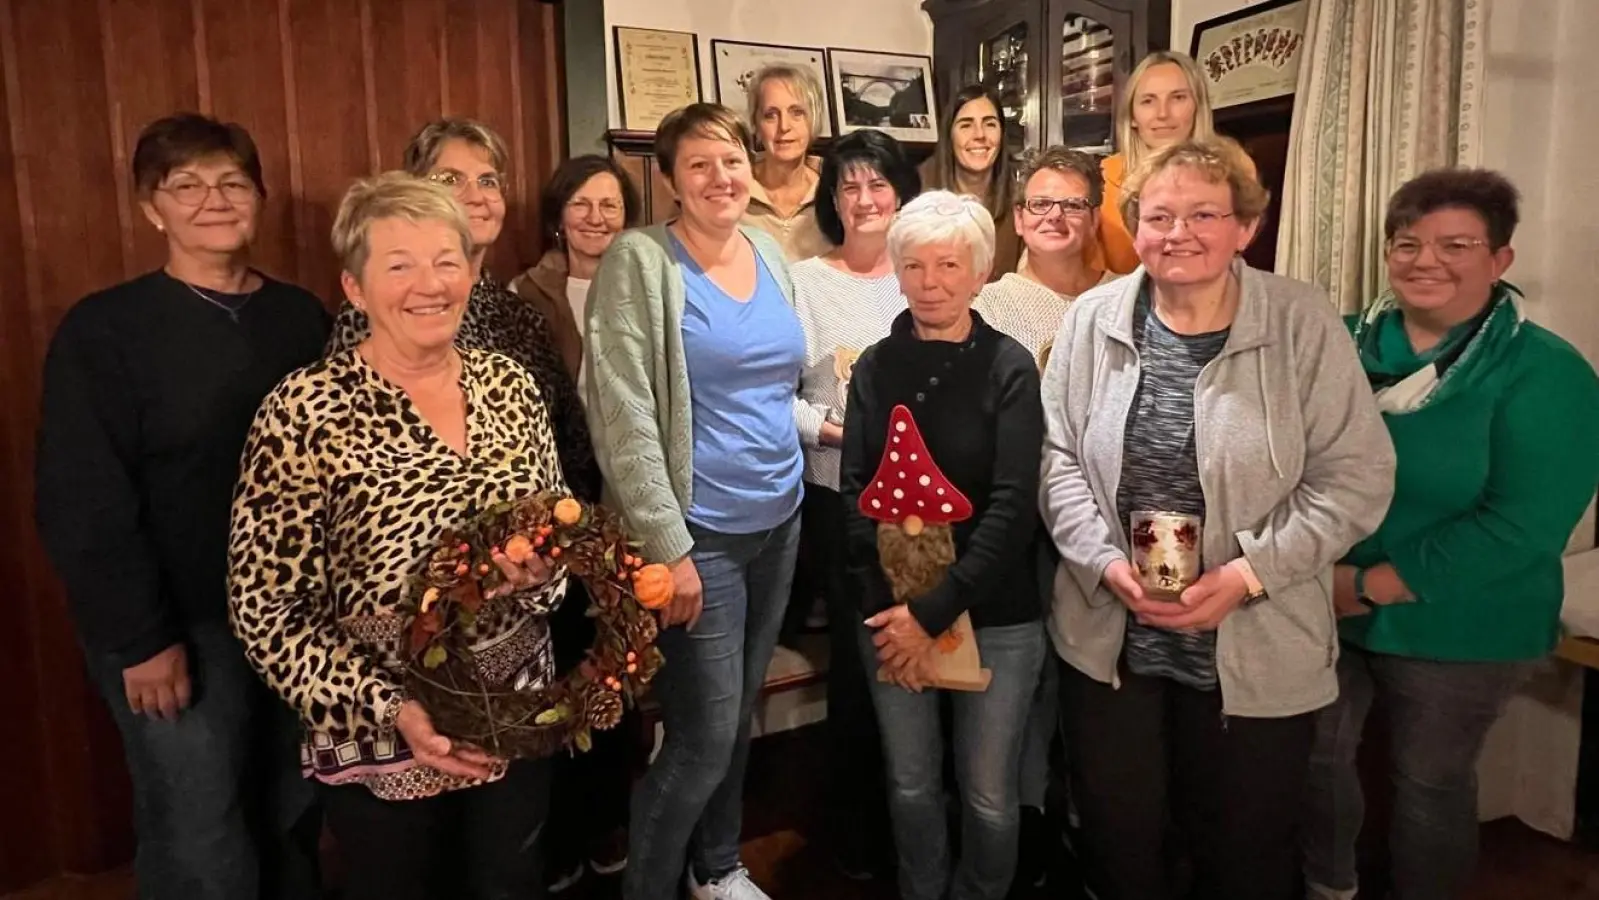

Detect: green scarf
1352,281,1525,415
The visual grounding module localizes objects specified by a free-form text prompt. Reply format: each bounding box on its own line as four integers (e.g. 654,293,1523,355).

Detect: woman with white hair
839,190,1049,900
741,63,831,260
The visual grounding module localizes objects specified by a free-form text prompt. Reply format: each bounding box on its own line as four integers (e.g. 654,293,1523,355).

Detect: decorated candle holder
857,405,991,692
1129,510,1202,601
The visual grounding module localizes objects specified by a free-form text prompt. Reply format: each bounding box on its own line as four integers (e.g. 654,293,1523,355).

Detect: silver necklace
178,276,258,323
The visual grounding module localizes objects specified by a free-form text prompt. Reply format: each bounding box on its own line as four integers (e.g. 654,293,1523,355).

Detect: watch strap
1230,557,1266,601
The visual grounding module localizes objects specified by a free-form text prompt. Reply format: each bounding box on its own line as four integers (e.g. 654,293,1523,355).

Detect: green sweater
1341,314,1599,661
582,223,793,563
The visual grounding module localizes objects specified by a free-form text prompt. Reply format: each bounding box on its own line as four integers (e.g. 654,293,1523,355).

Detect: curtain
1275,0,1489,313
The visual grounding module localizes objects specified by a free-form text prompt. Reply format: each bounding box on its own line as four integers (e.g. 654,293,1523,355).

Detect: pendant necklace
178,275,258,323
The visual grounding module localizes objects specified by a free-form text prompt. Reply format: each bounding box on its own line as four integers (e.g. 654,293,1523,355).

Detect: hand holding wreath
402,493,671,760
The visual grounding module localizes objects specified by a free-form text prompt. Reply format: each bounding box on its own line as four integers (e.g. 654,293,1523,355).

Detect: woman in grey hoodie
1038,139,1395,900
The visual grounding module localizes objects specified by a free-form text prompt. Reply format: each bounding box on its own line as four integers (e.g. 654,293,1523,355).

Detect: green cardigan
1341,315,1599,661
582,223,794,563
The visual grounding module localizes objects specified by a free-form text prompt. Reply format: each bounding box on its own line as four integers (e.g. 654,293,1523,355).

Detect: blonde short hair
1119,137,1270,231
1117,51,1216,174
745,64,824,144
403,117,510,177
888,190,997,276
331,172,474,277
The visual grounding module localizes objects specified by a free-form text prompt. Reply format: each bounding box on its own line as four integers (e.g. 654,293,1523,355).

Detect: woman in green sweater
1303,169,1599,900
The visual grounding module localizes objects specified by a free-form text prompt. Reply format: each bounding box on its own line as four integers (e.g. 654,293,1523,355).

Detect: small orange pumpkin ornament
553,498,583,526
503,534,535,564
631,563,674,610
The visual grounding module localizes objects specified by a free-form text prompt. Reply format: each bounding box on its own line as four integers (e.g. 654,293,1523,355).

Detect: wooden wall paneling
0,1,56,887
0,0,568,891
284,0,374,301
1,0,138,887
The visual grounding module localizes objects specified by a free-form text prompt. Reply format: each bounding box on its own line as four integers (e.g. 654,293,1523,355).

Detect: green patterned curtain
1276,0,1488,313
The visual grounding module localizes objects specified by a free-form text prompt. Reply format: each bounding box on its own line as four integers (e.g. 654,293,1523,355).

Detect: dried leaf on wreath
456,580,484,614
422,644,449,669
534,706,568,725
574,729,593,753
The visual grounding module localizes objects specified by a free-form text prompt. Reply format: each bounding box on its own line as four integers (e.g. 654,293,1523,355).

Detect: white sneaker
687,866,772,900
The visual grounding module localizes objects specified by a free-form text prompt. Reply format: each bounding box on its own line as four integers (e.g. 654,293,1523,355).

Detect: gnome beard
876,521,955,603
858,405,991,691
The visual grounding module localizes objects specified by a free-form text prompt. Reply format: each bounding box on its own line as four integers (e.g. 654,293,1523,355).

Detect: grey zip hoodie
1039,261,1396,718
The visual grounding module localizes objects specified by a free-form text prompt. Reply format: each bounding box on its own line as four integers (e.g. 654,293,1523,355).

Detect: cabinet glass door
978,22,1033,159
1060,13,1117,153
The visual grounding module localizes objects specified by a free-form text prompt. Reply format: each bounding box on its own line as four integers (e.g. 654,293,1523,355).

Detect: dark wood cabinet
923,0,1171,156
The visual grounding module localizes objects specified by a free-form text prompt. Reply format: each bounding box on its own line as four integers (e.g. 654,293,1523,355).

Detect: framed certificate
613,26,703,132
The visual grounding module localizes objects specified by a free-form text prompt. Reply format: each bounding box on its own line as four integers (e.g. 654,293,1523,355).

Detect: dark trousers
1060,658,1316,900
548,581,633,869
90,621,320,900
805,484,892,855
1302,645,1533,900
320,759,553,900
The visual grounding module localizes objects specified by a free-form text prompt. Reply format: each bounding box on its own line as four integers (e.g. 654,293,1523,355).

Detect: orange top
1089,153,1141,275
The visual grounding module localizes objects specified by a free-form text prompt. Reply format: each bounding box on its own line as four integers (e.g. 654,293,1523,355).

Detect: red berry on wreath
454,563,469,577
477,563,491,575
550,546,563,559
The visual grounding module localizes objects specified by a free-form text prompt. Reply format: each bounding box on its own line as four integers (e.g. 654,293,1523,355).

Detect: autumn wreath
401,492,670,759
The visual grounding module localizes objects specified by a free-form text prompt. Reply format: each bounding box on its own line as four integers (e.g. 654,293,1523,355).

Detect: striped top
974,271,1113,366
790,257,905,490
1116,289,1230,690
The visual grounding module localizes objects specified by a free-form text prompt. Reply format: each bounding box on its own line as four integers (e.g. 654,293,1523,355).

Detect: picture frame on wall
1189,0,1310,111
613,25,703,132
824,48,938,144
711,39,833,138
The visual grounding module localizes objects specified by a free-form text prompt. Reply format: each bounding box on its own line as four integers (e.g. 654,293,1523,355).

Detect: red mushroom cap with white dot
857,404,973,528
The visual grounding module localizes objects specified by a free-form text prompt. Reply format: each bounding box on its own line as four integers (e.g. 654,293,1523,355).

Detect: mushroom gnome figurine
858,404,992,691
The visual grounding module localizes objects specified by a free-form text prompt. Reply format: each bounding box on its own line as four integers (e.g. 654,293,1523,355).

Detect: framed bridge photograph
824,47,938,143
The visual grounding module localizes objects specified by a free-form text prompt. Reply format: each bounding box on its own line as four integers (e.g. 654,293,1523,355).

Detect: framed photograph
824,48,938,143
613,26,703,132
711,40,833,138
1190,0,1310,110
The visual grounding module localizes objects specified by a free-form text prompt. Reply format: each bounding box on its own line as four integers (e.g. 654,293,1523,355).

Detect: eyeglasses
567,199,625,219
1385,236,1490,263
429,170,505,196
1138,211,1236,234
157,179,257,207
1020,196,1094,217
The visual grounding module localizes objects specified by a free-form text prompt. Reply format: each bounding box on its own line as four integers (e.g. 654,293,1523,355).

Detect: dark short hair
1015,146,1104,208
132,113,265,197
814,130,922,245
928,84,1015,219
654,103,753,179
538,154,642,253
1384,168,1520,250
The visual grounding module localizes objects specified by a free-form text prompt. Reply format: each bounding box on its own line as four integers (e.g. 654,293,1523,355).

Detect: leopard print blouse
228,348,569,800
326,272,599,501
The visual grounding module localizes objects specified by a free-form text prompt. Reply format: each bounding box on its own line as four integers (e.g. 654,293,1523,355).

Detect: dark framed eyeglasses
1020,196,1094,217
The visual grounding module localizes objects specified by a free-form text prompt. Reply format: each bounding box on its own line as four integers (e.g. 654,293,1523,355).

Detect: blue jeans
1303,645,1533,900
862,619,1046,900
624,511,801,900
89,621,319,900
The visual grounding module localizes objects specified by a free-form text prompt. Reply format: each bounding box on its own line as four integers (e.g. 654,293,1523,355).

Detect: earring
156,224,165,233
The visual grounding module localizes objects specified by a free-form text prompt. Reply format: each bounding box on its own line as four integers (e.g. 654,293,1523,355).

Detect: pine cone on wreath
584,687,625,730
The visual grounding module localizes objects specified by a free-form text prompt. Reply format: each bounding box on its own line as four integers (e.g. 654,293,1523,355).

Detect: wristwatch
1230,557,1268,605
1353,567,1376,608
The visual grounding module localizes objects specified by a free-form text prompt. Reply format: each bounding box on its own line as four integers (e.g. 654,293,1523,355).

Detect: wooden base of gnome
860,405,991,692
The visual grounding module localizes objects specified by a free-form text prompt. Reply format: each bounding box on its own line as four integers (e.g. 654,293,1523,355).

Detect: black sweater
35,270,330,668
840,309,1047,636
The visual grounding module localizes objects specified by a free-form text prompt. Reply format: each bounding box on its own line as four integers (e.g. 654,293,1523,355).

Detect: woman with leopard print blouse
229,173,569,900
325,117,599,501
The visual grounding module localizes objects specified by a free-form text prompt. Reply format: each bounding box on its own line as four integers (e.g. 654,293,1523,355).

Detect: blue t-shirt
673,234,805,533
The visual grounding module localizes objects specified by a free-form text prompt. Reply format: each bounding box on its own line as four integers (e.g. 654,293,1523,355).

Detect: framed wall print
613,25,703,132
825,48,938,143
711,39,833,138
1189,0,1310,110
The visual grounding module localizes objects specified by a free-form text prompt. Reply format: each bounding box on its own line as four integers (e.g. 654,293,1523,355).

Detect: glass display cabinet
924,0,1170,158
